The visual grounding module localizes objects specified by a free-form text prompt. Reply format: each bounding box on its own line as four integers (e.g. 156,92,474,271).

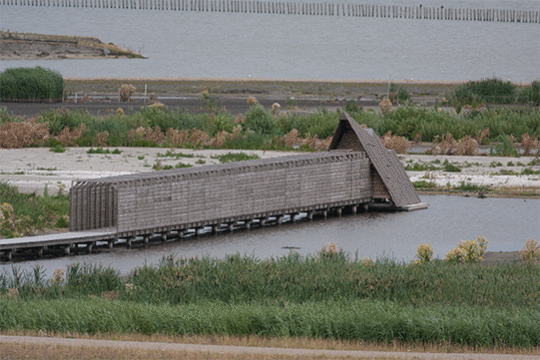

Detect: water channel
1,195,538,277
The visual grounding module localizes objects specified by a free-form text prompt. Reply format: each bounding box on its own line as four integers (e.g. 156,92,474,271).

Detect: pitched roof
329,112,421,207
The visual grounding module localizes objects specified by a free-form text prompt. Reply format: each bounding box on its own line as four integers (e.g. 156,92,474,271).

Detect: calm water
1,0,539,81
1,195,539,277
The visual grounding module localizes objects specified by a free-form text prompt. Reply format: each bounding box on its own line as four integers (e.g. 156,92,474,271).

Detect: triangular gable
328,112,421,208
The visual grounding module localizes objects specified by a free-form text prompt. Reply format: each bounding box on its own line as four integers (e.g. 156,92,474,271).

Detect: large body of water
1,0,539,81
1,195,539,276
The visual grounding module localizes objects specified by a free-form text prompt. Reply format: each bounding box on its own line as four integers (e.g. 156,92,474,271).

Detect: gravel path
1,335,539,359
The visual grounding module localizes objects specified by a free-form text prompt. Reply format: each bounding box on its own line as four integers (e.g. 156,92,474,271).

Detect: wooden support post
307,211,314,220
108,240,114,249
6,250,12,261
144,236,149,246
87,242,94,253
245,220,252,229
161,232,167,242
127,237,133,249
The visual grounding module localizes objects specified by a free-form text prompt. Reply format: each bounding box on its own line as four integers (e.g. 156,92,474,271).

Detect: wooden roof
329,112,421,207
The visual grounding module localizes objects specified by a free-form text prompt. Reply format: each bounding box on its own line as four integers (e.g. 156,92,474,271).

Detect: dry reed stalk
381,131,410,154
0,121,49,149
378,97,392,114
247,96,258,106
145,126,166,144
284,129,299,148
519,134,539,156
148,102,164,109
94,131,109,147
148,93,158,104
302,132,319,149
188,129,210,146
119,84,136,102
209,130,229,148
317,136,333,150
476,128,490,145
427,133,457,155
234,114,245,124
412,133,422,145
456,135,478,156
57,124,84,146
271,103,281,115
166,128,190,146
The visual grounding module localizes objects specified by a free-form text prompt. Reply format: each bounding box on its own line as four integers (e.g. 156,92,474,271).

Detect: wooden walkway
0,228,116,260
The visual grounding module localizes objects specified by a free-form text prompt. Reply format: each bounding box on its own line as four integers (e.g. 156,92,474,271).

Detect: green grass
0,298,538,347
86,147,121,154
1,253,539,347
0,182,69,237
0,67,64,101
211,152,260,163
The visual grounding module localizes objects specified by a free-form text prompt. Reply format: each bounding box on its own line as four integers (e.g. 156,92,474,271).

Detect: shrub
414,243,433,264
119,84,135,102
456,135,478,155
453,78,516,104
381,131,409,154
243,104,276,135
520,239,540,265
445,236,488,264
0,67,64,102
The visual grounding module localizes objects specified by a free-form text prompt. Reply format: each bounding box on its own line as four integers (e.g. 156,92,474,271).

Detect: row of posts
1,0,539,23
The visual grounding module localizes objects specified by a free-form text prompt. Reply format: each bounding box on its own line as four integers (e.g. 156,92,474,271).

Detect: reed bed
1,253,539,308
1,102,539,150
0,297,538,347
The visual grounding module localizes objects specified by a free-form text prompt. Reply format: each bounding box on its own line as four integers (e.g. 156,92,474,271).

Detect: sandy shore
0,148,538,196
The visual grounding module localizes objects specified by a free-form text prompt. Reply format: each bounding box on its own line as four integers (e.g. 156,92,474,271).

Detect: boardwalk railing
1,0,538,23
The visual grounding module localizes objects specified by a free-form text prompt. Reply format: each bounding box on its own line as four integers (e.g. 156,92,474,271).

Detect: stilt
108,240,114,249
245,220,252,229
87,242,95,253
6,250,12,261
212,224,218,234
64,246,71,254
337,207,342,216
322,210,328,218
161,232,168,242
260,218,267,226
144,236,149,246
307,211,314,220
127,237,133,249
228,222,235,231
351,205,357,214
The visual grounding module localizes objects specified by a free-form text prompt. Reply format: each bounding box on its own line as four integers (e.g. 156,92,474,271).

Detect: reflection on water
1,195,538,276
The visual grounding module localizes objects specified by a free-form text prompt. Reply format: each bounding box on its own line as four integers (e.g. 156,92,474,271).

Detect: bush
0,67,64,102
445,236,489,264
520,239,540,265
243,104,276,135
453,78,516,105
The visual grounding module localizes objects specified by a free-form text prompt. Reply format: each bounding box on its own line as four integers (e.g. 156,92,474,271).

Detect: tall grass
2,253,539,308
0,298,538,346
0,67,64,101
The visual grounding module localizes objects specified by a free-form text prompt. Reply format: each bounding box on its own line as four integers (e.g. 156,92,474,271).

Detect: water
1,195,539,277
1,0,539,81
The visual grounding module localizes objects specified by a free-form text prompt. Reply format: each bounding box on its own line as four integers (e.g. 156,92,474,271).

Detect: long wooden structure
1,112,426,260
1,0,538,24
